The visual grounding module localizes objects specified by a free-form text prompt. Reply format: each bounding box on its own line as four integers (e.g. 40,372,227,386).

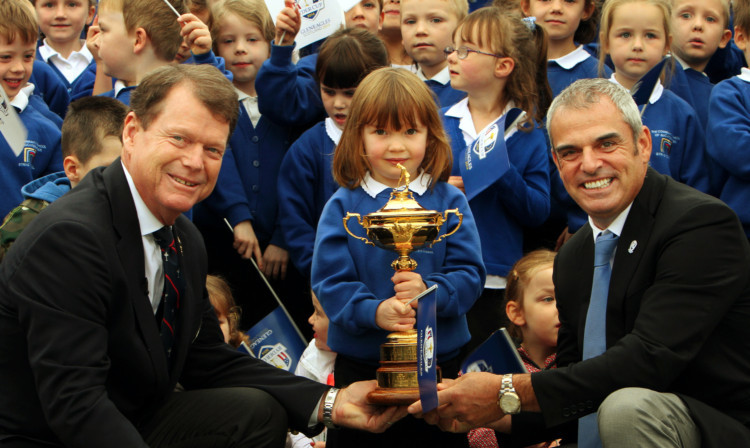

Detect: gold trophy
343,164,462,405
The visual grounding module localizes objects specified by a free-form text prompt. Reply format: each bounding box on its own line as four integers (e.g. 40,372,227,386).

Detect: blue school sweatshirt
277,119,340,279
547,46,612,97
706,70,750,237
311,175,486,362
442,100,550,276
28,60,70,118
0,92,64,219
257,42,325,128
36,43,97,102
417,66,466,108
199,99,296,247
668,58,714,129
612,76,712,195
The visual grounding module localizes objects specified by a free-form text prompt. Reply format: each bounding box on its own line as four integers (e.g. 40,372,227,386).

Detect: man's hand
375,297,416,332
233,220,263,269
408,372,505,431
178,13,212,56
262,244,288,280
275,0,301,46
327,381,408,432
391,271,426,304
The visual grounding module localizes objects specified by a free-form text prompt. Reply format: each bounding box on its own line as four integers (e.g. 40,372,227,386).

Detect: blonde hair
401,0,470,21
99,0,187,62
598,0,672,76
504,250,556,341
0,0,38,45
206,275,249,348
456,7,552,128
210,0,275,49
332,67,453,189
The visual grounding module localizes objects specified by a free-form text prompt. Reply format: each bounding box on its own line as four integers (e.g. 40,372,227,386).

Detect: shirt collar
38,39,93,63
324,117,343,144
588,202,633,242
234,87,255,102
738,67,750,83
609,73,663,104
114,79,130,98
11,86,31,112
122,161,166,236
361,170,431,198
416,65,451,85
549,45,591,70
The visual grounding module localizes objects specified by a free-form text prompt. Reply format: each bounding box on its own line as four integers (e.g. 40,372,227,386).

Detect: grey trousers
596,387,701,448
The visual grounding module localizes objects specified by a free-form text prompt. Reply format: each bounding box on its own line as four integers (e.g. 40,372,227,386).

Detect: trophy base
367,386,421,406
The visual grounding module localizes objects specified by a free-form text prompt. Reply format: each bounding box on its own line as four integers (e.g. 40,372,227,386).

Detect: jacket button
562,407,570,417
252,136,259,143
252,185,259,192
253,160,260,167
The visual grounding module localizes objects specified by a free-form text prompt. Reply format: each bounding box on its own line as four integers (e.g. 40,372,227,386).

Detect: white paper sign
265,0,344,49
0,88,27,158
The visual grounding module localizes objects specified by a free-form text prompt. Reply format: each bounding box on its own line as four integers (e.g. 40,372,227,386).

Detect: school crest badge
300,0,325,20
660,137,672,156
259,343,293,370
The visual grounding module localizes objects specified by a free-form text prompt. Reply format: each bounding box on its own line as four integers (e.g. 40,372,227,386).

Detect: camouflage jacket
0,198,51,262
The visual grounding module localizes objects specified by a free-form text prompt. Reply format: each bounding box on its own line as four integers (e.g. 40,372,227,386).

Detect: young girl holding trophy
311,67,485,448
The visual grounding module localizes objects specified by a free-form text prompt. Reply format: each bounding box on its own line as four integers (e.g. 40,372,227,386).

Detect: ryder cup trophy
343,164,462,405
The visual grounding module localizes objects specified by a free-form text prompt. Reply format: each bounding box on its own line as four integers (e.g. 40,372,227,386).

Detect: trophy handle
433,209,463,244
343,213,375,246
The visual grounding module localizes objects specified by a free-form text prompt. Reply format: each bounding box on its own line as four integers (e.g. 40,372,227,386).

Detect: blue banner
460,109,523,201
631,55,671,106
417,286,439,412
460,328,525,375
242,306,307,373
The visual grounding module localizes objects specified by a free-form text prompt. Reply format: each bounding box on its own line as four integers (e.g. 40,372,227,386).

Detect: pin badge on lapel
628,240,637,254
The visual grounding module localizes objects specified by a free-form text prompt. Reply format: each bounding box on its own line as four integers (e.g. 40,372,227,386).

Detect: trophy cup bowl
342,165,462,405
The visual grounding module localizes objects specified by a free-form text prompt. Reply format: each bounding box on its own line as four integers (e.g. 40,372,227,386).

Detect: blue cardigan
442,109,550,276
706,74,750,237
312,181,486,362
277,121,339,279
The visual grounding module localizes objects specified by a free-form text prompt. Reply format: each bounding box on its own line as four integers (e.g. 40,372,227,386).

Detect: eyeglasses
443,45,501,59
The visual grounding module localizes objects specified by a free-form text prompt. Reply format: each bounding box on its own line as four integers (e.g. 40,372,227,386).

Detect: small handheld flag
0,87,27,157
630,54,670,117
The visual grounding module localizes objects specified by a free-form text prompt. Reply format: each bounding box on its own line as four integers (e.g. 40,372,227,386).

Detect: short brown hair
402,0,469,21
62,97,129,163
130,65,239,139
333,67,452,189
504,249,556,341
736,0,750,36
99,0,187,62
0,0,38,45
316,27,389,89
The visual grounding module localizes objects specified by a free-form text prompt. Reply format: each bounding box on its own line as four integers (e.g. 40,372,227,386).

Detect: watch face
500,393,521,414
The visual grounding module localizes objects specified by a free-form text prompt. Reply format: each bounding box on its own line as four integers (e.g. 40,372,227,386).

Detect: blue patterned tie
152,226,183,365
578,230,619,448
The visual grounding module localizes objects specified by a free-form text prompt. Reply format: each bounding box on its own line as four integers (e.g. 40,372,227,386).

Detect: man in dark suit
409,78,750,447
0,64,404,447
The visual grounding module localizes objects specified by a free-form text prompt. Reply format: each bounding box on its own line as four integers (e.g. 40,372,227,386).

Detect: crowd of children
2,0,750,444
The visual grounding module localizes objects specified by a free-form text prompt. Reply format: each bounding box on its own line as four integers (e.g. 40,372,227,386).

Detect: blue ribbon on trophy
460,328,525,375
416,284,439,412
460,108,525,201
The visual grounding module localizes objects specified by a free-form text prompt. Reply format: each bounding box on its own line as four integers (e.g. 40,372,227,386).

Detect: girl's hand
448,176,465,194
275,0,301,46
392,271,426,306
178,13,212,56
375,297,416,332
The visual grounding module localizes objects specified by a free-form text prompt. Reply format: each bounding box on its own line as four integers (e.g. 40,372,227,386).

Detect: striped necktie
152,226,183,365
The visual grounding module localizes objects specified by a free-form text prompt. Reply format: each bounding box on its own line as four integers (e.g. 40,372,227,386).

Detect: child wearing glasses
442,7,552,353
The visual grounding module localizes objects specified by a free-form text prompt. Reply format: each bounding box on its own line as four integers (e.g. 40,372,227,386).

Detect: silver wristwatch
497,373,521,414
323,387,340,429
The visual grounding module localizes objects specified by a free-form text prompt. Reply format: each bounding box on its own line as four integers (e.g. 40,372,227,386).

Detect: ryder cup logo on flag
460,109,523,201
417,286,439,412
259,343,293,370
265,0,343,49
243,306,307,372
299,0,324,20
422,326,435,371
460,328,525,375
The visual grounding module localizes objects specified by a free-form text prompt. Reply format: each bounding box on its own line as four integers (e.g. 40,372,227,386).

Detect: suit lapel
606,169,664,342
104,161,171,380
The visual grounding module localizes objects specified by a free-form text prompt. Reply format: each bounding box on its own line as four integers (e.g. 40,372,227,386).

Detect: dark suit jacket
0,161,328,447
516,169,750,447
